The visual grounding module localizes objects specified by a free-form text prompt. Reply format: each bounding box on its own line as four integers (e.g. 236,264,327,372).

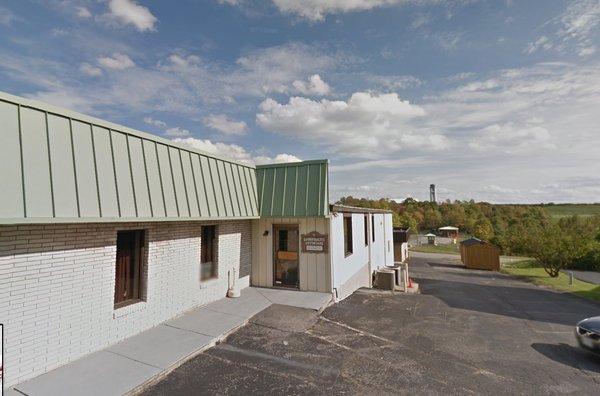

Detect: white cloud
143,117,167,128
579,46,596,57
107,0,158,32
253,153,302,165
468,122,554,153
79,63,103,77
203,114,248,135
217,0,243,5
558,0,600,43
97,53,135,70
0,6,18,26
524,35,552,54
172,137,300,165
271,0,412,22
366,74,422,90
165,127,191,137
257,92,448,157
76,6,92,19
524,1,600,56
292,74,331,96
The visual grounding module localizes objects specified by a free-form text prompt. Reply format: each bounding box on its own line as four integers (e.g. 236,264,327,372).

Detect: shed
424,233,437,245
438,226,459,239
459,238,500,271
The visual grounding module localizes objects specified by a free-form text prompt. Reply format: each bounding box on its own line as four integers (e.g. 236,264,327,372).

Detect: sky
0,0,599,204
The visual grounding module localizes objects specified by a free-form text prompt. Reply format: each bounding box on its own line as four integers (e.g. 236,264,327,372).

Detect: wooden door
273,224,299,288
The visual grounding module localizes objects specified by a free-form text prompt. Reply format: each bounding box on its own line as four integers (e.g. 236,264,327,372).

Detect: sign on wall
301,231,328,253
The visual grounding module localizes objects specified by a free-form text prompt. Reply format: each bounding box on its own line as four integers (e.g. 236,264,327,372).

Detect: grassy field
410,243,460,254
540,203,600,219
502,259,600,302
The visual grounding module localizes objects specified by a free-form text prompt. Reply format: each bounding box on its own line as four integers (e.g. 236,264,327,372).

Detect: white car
575,316,600,353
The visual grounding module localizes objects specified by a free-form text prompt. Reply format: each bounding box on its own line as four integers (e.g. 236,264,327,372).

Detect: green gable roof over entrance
256,160,329,218
0,91,259,224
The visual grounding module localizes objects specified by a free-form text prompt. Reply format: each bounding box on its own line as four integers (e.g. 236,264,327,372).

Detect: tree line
337,196,600,276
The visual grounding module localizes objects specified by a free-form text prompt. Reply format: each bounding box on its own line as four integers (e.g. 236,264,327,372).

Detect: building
425,233,437,245
251,160,394,301
459,238,500,271
0,91,395,387
438,226,459,239
393,227,410,263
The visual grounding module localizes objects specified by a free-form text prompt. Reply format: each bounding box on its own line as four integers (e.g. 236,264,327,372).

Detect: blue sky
1,0,599,203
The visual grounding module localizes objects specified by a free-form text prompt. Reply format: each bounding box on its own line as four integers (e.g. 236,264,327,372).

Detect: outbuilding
425,233,437,245
438,226,459,240
460,237,500,271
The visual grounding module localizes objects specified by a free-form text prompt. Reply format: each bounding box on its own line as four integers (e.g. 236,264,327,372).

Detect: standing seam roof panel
0,91,258,224
255,160,329,218
0,101,24,219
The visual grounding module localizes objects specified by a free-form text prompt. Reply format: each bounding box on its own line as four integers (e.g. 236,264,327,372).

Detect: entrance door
273,224,299,288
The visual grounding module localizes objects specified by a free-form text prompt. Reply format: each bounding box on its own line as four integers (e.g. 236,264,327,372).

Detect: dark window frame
200,225,218,281
372,214,376,242
364,214,369,246
343,215,353,257
114,229,146,309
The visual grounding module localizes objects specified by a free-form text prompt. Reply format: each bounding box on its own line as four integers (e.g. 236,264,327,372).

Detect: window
344,215,353,256
278,229,288,251
114,230,145,308
201,225,217,280
372,215,376,242
364,214,369,246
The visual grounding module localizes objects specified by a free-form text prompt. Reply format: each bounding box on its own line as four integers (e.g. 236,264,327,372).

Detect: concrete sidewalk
10,287,331,396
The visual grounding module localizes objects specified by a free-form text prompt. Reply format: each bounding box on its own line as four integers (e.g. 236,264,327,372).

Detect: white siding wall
251,218,331,293
384,213,394,266
371,213,386,270
330,213,369,296
0,220,251,387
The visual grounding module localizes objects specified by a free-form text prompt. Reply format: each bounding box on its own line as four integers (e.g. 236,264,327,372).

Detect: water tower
429,184,436,202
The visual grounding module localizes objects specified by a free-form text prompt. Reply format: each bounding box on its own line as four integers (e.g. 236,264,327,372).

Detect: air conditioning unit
391,263,409,291
374,269,395,291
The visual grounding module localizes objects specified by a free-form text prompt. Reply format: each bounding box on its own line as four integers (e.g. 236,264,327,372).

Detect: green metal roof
256,160,329,218
0,91,259,224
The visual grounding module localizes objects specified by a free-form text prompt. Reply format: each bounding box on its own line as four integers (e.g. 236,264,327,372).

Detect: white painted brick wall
0,219,252,387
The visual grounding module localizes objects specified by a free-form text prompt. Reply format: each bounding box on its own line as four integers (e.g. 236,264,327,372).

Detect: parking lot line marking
319,317,394,343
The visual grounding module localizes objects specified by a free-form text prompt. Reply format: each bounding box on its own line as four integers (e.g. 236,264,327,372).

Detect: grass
501,259,600,302
541,203,600,219
409,243,460,254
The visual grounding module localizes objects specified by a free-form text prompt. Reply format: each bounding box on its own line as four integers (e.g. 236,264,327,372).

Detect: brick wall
0,219,252,387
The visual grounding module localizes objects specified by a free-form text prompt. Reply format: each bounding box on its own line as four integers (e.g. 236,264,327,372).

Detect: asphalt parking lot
142,252,600,395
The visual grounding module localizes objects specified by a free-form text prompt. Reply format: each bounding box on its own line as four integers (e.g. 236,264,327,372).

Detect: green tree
473,218,494,241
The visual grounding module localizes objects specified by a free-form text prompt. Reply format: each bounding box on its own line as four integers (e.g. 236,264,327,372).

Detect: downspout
329,214,338,300
383,214,388,267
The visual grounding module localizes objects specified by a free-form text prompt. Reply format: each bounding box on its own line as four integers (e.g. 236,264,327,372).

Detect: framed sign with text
301,231,328,253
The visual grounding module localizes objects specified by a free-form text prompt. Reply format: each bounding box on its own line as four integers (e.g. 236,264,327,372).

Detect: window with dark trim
372,215,376,242
201,225,217,281
364,214,369,246
114,230,145,308
344,215,353,256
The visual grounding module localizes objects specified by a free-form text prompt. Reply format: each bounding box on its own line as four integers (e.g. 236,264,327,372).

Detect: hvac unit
374,269,395,291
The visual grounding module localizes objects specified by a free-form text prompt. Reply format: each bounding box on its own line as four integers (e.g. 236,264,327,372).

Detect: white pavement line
319,317,393,343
